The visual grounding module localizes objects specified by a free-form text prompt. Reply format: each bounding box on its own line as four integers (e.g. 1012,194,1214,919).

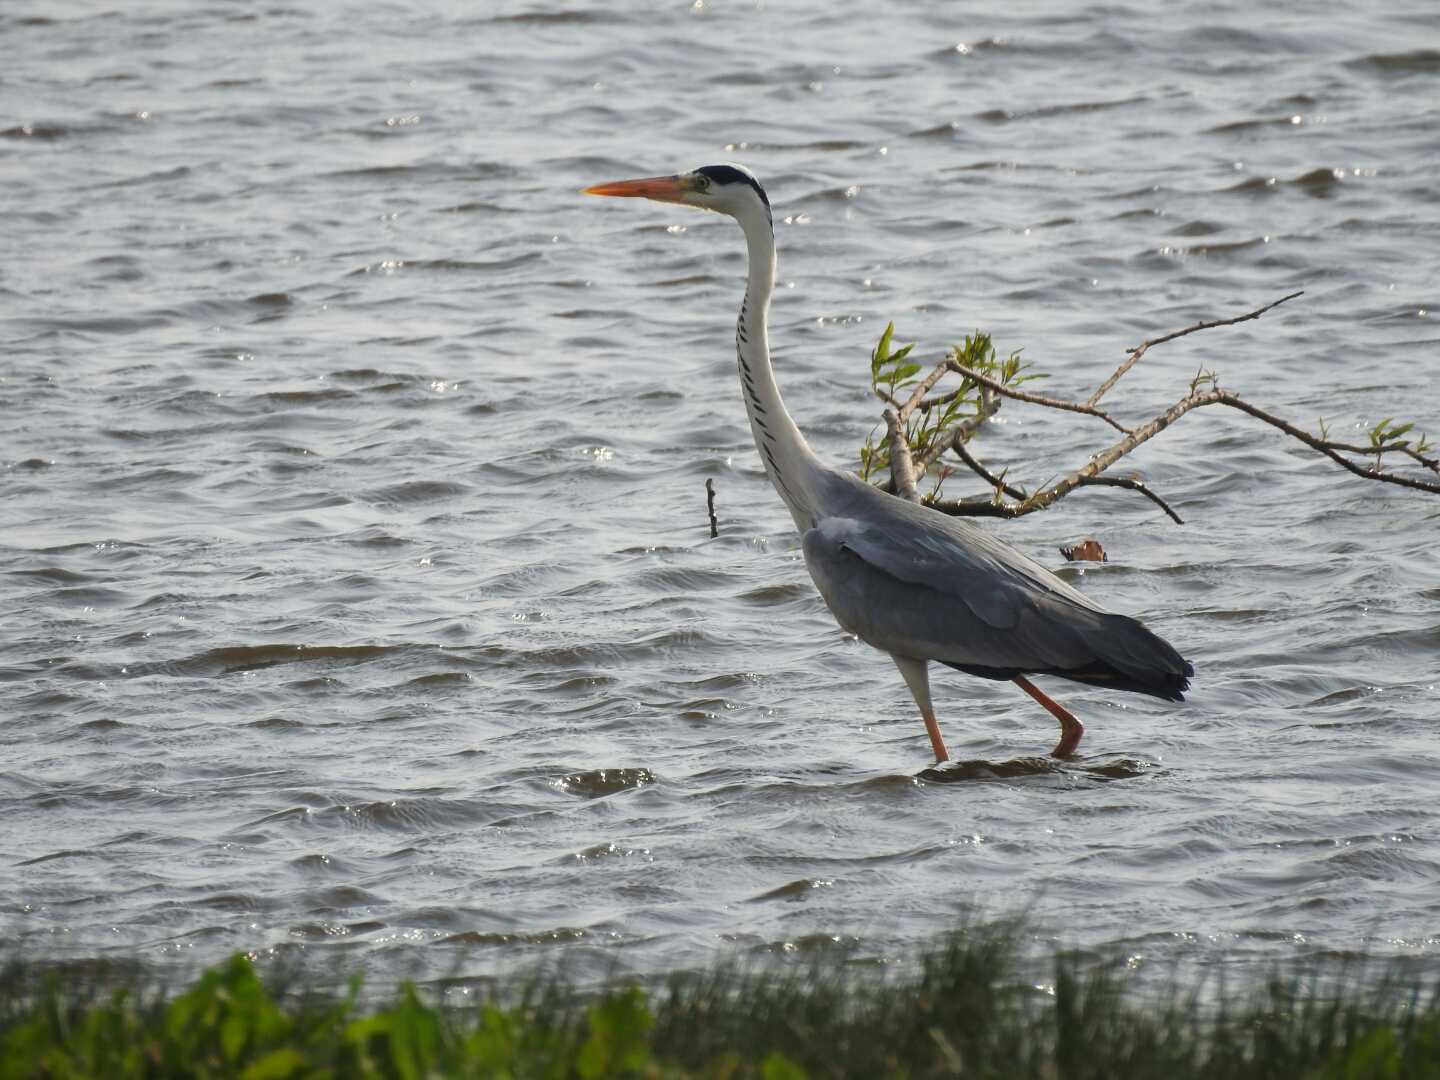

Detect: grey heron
584,164,1192,764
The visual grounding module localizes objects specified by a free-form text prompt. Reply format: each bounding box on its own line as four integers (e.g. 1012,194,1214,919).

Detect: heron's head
583,163,770,221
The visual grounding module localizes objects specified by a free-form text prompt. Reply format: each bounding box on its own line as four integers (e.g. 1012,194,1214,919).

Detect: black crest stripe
695,164,770,210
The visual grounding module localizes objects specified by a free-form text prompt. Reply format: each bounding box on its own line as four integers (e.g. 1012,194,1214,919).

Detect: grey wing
800,515,1104,671
799,494,1187,689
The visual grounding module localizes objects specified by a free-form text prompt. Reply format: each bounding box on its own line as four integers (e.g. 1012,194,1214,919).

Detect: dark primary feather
801,472,1193,700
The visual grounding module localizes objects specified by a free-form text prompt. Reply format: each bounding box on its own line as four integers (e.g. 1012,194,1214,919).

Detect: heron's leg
1013,675,1084,758
892,655,949,763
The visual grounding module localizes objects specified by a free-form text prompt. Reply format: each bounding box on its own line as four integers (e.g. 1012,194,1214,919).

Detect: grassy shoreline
3,928,1438,1078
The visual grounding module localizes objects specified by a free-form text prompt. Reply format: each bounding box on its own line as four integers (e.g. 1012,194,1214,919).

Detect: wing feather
800,472,1190,691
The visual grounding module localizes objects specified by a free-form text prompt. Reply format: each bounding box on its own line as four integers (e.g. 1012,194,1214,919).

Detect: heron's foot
1013,674,1085,759
1049,715,1085,759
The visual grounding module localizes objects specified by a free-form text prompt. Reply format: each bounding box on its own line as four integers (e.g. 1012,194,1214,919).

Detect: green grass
3,926,1439,1078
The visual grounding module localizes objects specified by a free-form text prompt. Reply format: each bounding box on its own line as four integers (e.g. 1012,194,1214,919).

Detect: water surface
3,0,1439,987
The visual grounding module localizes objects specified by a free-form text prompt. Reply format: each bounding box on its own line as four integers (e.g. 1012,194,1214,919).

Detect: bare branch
947,361,1132,434
1087,290,1304,407
925,497,1024,518
1016,387,1440,517
930,388,1439,519
862,290,1438,528
883,408,922,504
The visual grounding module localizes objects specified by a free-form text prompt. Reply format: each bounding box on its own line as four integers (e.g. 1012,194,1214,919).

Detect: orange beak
582,175,691,205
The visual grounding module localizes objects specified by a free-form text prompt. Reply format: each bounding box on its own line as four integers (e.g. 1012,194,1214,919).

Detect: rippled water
4,1,1439,988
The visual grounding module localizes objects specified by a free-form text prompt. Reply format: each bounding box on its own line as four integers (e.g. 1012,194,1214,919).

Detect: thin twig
947,362,1131,434
897,360,953,422
1075,475,1184,524
917,385,969,413
950,440,1025,502
915,388,1001,473
873,387,902,409
1018,388,1440,517
1087,290,1304,407
954,386,1001,441
932,389,1439,517
1018,389,1225,514
1214,393,1440,494
877,386,1002,496
943,441,1183,523
1320,441,1439,473
917,377,986,415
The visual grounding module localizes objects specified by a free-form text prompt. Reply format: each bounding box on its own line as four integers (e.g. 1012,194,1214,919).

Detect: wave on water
1345,49,1440,76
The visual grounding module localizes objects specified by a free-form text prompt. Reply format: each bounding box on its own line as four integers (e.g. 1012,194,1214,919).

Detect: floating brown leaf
1059,539,1107,562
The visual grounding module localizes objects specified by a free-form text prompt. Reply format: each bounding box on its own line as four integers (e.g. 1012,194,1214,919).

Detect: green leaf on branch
1368,417,1414,448
870,322,924,399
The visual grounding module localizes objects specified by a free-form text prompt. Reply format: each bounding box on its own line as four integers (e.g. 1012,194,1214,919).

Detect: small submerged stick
705,478,718,538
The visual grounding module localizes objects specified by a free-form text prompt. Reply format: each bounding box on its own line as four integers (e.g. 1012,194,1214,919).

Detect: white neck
730,201,826,531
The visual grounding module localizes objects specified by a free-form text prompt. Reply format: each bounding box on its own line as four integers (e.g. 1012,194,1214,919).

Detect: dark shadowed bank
3,924,1439,1078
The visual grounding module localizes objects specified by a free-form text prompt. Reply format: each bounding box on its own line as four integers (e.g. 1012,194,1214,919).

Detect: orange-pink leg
1013,675,1084,758
920,706,950,763
892,655,950,764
